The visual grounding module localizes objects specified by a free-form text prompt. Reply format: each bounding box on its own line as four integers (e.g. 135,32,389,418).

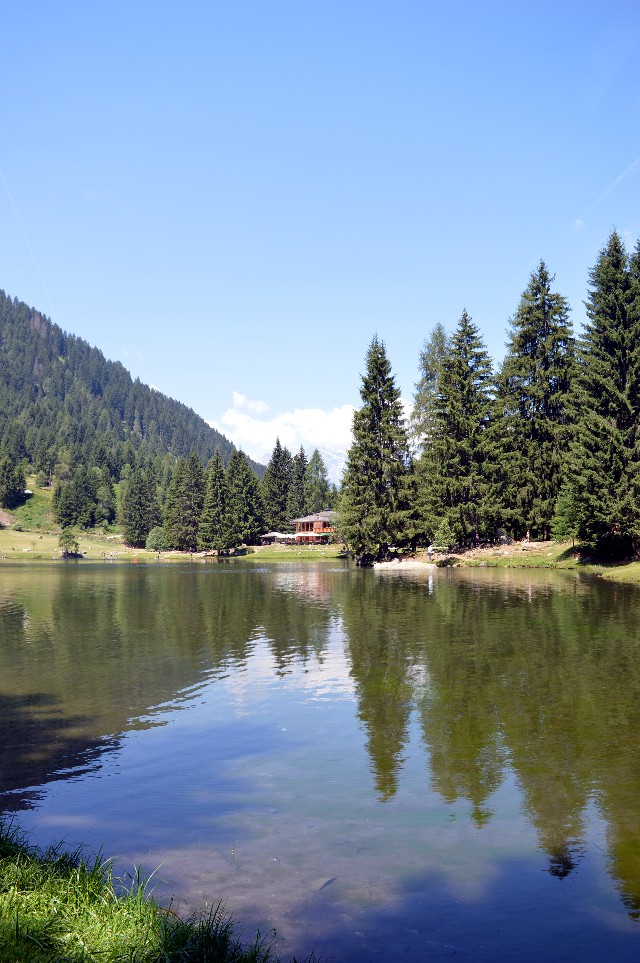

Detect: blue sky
1,1,639,463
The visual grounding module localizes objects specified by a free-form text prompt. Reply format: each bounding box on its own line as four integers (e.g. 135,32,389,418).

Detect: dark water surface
1,560,640,961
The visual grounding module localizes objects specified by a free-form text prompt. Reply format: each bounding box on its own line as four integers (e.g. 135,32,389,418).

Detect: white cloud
232,391,270,414
207,392,356,463
400,396,413,423
208,392,414,484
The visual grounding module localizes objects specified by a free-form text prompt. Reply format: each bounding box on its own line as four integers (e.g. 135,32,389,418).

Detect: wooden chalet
291,509,335,544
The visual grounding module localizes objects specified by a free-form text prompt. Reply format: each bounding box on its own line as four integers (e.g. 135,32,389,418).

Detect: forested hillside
0,290,262,480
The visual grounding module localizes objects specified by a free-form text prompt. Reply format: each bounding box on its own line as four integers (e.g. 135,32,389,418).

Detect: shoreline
1,528,640,584
0,818,303,963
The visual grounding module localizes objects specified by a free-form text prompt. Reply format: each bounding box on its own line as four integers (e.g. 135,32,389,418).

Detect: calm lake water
1,560,640,961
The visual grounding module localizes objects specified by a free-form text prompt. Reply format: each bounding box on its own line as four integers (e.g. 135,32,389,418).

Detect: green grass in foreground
0,820,304,963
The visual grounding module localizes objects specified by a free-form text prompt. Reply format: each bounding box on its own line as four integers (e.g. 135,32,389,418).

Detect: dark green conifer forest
0,288,264,544
2,229,639,560
0,288,262,484
339,231,640,561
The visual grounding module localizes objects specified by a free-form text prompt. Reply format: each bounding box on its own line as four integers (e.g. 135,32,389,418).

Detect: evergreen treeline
0,289,263,513
0,281,336,550
339,231,640,560
116,442,334,552
4,229,639,560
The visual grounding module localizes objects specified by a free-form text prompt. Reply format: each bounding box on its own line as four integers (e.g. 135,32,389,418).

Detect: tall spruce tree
419,310,494,546
0,454,25,509
53,465,97,529
163,452,205,551
286,446,308,520
226,450,264,546
261,438,293,531
410,323,449,453
304,449,331,514
339,336,413,560
563,231,640,555
198,449,232,551
492,262,574,539
120,468,160,547
93,470,116,527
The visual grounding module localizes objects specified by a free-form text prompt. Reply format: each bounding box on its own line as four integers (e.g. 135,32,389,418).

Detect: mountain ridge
0,289,264,478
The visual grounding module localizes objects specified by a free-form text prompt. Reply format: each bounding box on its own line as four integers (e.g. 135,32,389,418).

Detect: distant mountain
316,447,347,485
0,289,264,478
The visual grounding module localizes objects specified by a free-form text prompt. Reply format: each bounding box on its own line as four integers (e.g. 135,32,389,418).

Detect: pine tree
410,323,449,453
163,460,185,550
339,336,413,560
53,465,97,529
286,446,308,520
120,468,160,547
419,310,494,546
492,262,574,539
566,231,640,555
551,487,579,546
304,449,331,514
226,450,264,546
198,449,232,551
94,477,117,527
0,454,25,509
261,438,293,531
163,452,205,551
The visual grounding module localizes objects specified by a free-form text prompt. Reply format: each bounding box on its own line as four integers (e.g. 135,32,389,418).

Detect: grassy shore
3,524,640,581
0,480,346,563
0,528,346,564
4,480,640,581
424,539,640,584
0,819,305,963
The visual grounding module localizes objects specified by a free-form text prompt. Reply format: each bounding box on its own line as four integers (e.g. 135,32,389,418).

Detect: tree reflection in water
1,561,640,922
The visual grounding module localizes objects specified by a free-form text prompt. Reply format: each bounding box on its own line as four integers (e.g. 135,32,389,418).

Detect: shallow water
1,560,640,961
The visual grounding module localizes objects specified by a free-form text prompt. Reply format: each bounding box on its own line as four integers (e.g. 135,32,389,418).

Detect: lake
1,560,640,961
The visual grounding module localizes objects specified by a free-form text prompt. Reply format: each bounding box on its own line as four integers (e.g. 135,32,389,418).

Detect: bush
432,517,456,551
146,527,166,552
